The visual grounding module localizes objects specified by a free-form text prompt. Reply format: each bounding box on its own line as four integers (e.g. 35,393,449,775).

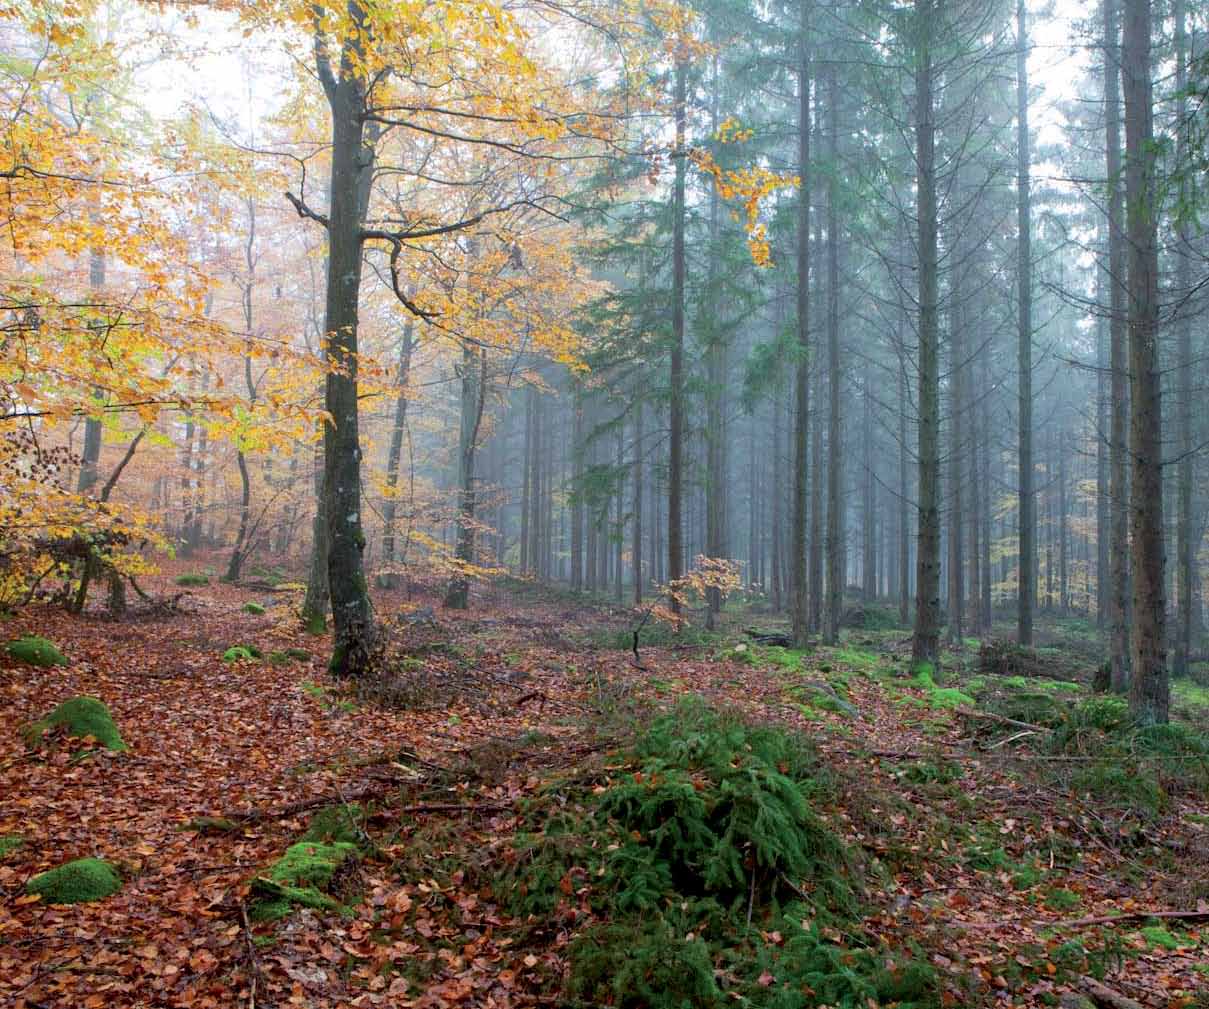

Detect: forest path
0,570,1205,1008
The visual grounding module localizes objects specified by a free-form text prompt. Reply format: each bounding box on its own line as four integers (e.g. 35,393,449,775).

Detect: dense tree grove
5,0,1209,724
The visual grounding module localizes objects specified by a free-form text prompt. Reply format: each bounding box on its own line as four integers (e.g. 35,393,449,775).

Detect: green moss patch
26,857,122,904
175,573,210,587
5,635,68,667
24,696,127,752
302,804,365,846
249,841,359,922
0,835,24,859
222,644,263,663
242,602,266,615
1138,925,1186,951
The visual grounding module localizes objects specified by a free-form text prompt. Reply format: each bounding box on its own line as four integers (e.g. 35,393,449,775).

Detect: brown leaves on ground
1,565,1205,1008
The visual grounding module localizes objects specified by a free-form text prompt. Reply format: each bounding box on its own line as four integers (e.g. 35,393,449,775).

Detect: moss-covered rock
249,841,359,922
26,857,122,904
5,635,68,667
222,644,263,662
0,835,24,859
175,573,210,587
24,696,127,752
243,602,266,615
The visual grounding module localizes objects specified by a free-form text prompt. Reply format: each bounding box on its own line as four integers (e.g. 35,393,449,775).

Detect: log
1077,975,1143,1009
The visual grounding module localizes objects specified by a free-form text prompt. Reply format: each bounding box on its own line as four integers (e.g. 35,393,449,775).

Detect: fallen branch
956,707,1045,732
1052,909,1209,929
238,900,265,1009
1077,975,1144,1009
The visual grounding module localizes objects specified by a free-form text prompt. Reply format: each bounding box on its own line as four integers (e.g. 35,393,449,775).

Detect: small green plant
24,696,127,752
175,573,210,587
26,857,122,904
1044,887,1081,911
5,634,69,667
243,602,266,615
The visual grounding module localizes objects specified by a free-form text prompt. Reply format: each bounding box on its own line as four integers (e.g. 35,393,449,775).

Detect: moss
243,602,266,615
26,857,121,904
286,647,310,661
181,816,240,834
1138,925,1183,950
24,696,127,752
0,835,23,859
175,573,210,587
5,635,68,667
249,841,358,922
222,644,263,662
303,610,326,635
929,687,974,709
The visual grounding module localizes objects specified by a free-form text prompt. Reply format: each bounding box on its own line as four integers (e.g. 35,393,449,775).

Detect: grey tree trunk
316,10,377,675
1016,0,1035,647
77,247,106,495
824,62,842,644
1122,0,1167,723
668,57,687,613
226,198,258,584
445,345,487,609
1105,0,1131,691
912,0,941,670
378,318,416,587
792,10,811,647
633,398,643,604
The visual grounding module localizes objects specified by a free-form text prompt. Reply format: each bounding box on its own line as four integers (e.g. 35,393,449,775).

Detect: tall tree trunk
1122,0,1167,723
379,319,416,587
633,399,643,604
668,56,687,613
1016,0,1035,647
898,357,910,626
824,62,842,643
226,199,258,585
1105,0,1131,691
1096,309,1110,627
77,246,106,495
571,385,584,591
445,346,487,609
792,12,812,647
1173,0,1193,678
318,18,377,675
912,0,940,670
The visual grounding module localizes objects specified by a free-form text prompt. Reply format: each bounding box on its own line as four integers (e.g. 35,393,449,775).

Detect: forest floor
1,560,1207,1009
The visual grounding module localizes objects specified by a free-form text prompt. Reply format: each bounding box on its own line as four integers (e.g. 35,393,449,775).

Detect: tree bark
1016,0,1035,647
668,56,687,613
379,319,416,586
1122,0,1167,723
444,345,487,609
912,0,940,670
792,9,812,647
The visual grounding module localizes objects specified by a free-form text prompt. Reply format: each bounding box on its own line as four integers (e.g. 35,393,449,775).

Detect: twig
956,707,1045,732
1052,909,1209,929
238,900,266,1009
988,729,1037,748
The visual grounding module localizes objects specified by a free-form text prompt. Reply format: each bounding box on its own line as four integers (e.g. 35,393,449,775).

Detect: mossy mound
249,841,359,922
268,647,311,666
24,696,127,752
5,635,68,667
175,573,210,587
0,835,24,859
26,857,122,904
222,644,263,662
242,602,266,615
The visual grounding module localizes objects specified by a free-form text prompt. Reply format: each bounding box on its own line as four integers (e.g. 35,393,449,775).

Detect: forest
2,0,1208,1006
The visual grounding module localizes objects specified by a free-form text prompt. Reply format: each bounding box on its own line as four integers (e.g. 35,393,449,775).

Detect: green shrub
5,635,68,667
24,696,127,752
243,602,266,615
175,573,210,587
26,857,121,904
1045,887,1081,911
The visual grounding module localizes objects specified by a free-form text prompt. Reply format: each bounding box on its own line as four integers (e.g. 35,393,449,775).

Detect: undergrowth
498,698,939,1009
